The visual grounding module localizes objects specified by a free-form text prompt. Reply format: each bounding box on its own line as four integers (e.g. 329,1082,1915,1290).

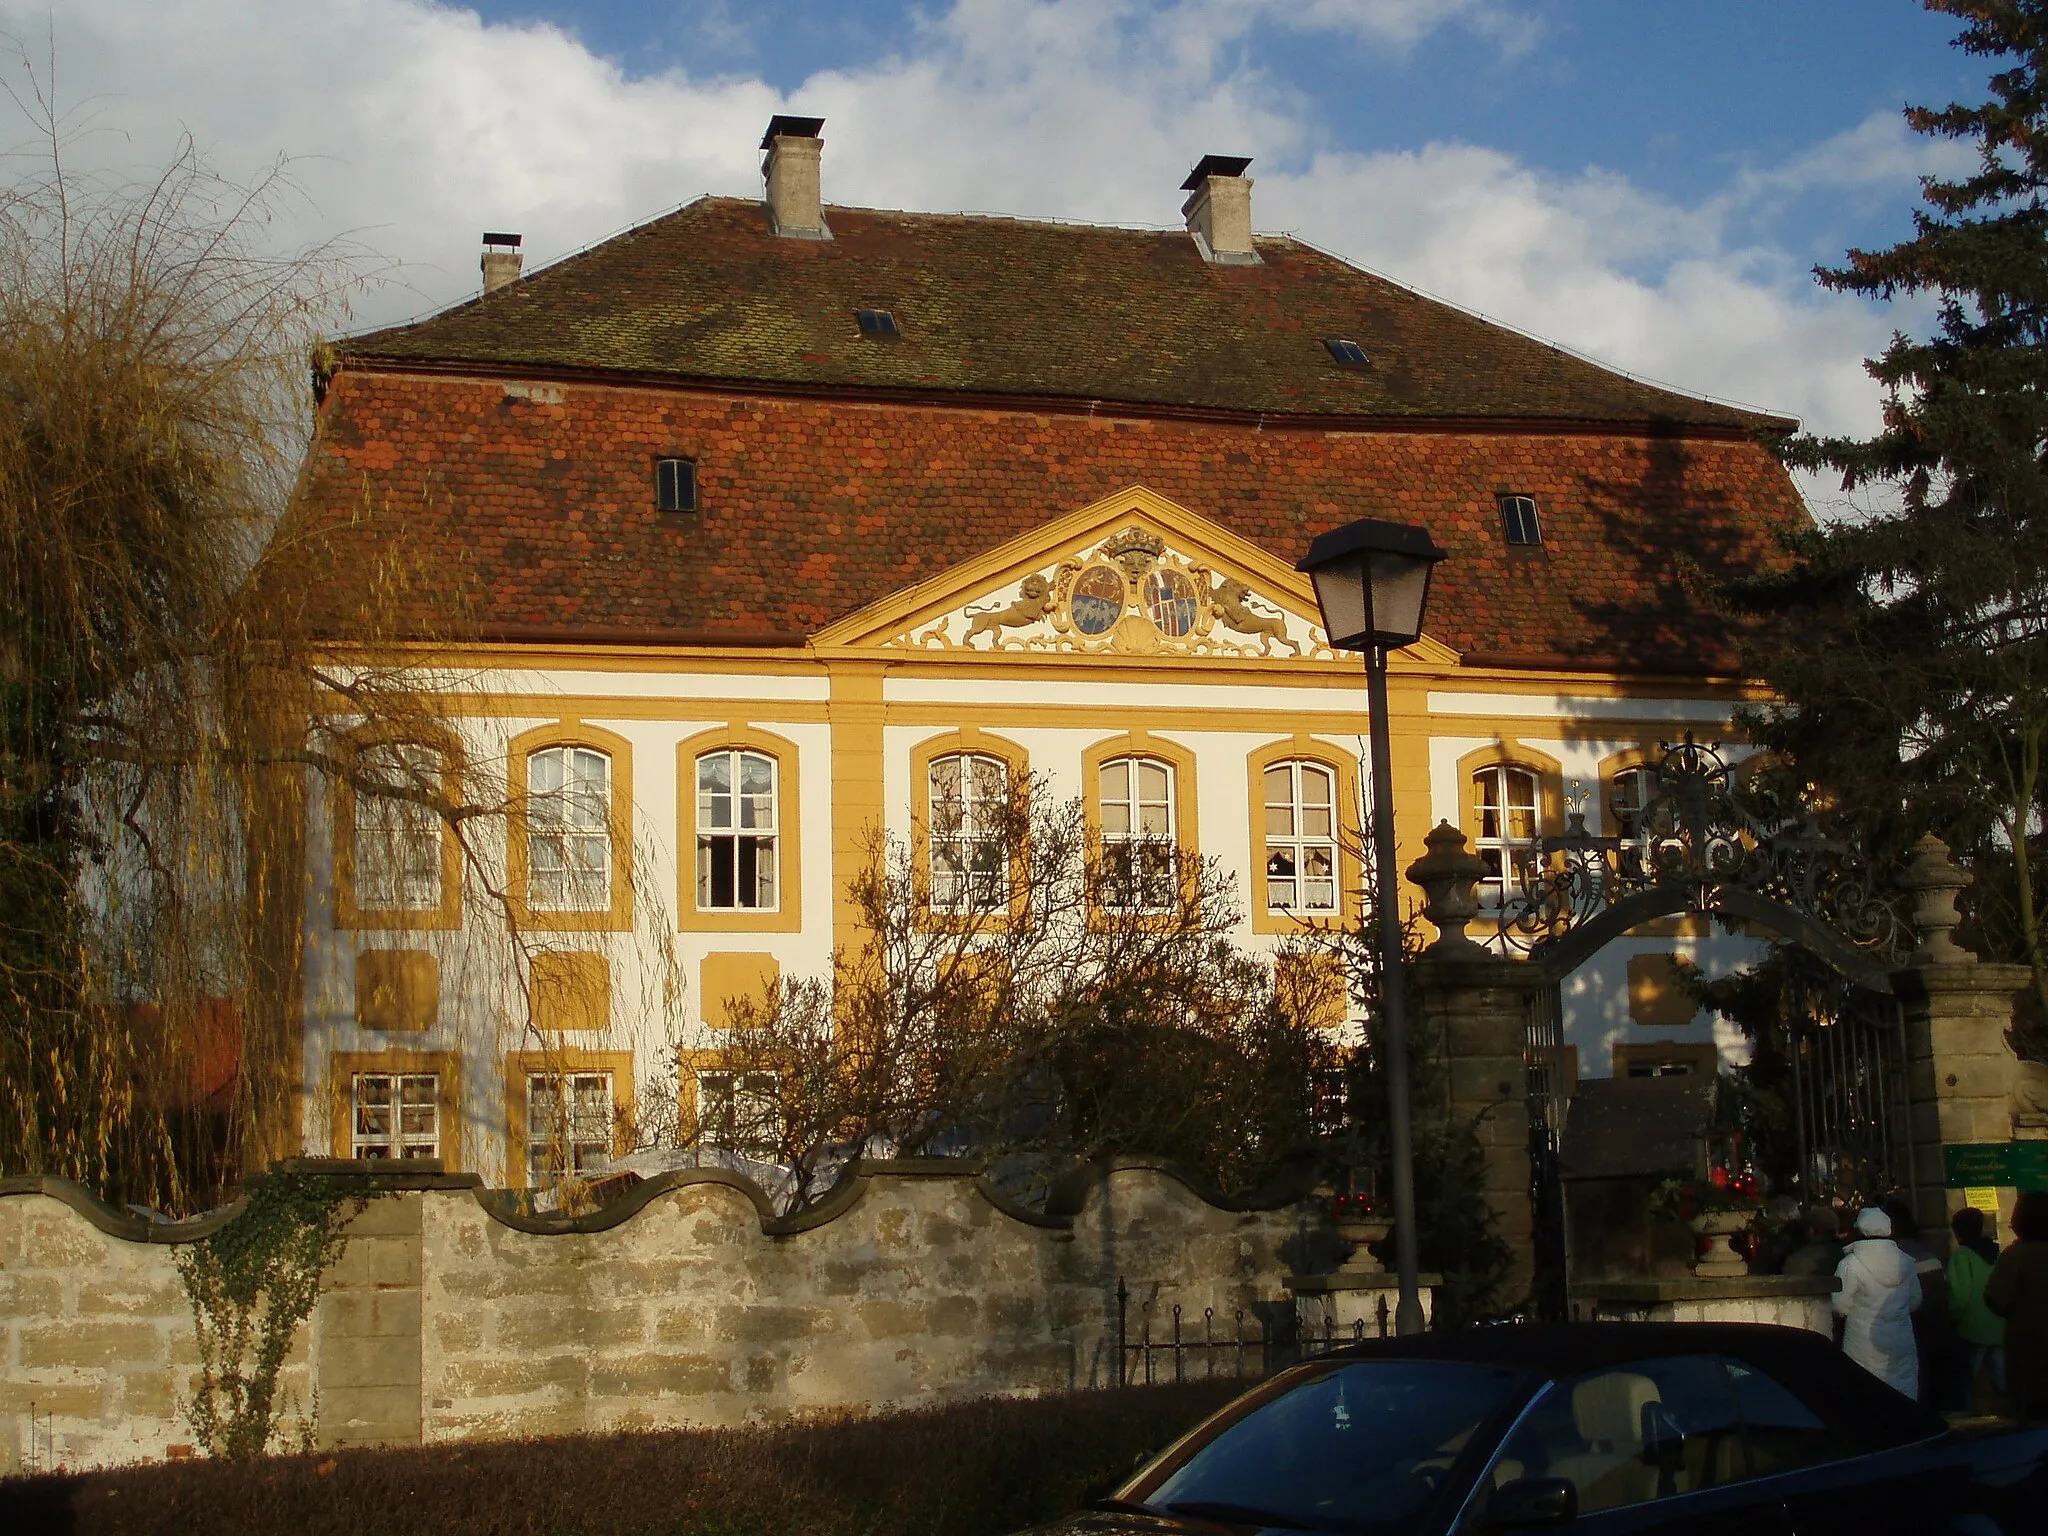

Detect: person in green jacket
1948,1206,2006,1413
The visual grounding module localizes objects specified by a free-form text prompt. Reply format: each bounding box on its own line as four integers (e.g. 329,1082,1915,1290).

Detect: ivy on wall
176,1169,377,1459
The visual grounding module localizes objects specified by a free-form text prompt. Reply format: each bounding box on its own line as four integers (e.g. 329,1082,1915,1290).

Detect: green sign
1942,1143,2048,1191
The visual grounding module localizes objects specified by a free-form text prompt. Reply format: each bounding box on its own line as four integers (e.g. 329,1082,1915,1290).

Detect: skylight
856,308,900,338
1324,338,1369,366
1499,494,1542,547
656,458,698,514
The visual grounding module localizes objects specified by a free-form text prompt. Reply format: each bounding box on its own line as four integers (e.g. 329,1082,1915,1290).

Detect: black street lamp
1298,517,1447,1337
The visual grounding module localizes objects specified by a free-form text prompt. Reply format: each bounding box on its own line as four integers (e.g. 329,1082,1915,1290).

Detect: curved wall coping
1,1153,1315,1246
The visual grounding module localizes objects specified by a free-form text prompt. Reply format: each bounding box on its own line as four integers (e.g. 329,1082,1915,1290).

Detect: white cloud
1255,141,1909,434
1169,0,1541,55
4,0,1920,445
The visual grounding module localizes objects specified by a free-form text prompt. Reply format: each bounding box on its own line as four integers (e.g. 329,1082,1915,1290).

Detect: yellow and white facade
304,487,1771,1184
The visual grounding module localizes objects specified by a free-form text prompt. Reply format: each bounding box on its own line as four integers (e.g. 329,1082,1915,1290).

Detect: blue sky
456,0,1973,272
3,0,1990,484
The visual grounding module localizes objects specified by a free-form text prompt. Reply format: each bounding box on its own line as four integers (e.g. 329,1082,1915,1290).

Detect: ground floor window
351,1072,441,1160
525,1071,615,1185
696,1070,782,1158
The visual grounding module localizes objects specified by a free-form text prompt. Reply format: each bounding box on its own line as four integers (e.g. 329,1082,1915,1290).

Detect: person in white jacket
1834,1205,1923,1397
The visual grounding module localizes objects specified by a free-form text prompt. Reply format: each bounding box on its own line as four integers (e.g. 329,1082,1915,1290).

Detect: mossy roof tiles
343,197,1784,431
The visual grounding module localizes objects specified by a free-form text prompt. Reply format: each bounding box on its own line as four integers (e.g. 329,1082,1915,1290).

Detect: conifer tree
1739,1,2048,1020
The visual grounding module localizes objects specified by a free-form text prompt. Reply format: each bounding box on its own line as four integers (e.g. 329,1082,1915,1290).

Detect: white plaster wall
301,691,837,1184
304,672,1767,1175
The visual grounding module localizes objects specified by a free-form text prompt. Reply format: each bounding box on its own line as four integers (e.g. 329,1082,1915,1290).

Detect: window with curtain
354,742,444,909
350,1072,440,1160
696,749,779,910
929,752,1009,912
696,1070,783,1157
526,746,612,910
1472,764,1542,908
1098,755,1177,911
525,1071,614,1186
1263,760,1339,915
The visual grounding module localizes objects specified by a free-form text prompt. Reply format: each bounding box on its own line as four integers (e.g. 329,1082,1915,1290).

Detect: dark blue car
1025,1323,2048,1535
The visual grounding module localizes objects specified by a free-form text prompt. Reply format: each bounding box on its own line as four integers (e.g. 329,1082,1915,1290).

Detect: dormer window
656,458,697,513
856,308,900,338
1500,493,1542,546
1324,338,1369,367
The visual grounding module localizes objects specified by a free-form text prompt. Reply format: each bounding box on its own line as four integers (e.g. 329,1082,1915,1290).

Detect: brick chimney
481,232,523,294
1181,156,1258,266
762,115,830,240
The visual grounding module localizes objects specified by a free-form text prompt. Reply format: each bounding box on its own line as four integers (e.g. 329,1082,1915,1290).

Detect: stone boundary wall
0,1159,1308,1471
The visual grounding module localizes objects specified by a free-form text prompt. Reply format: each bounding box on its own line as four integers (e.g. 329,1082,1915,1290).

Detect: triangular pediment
817,487,1454,664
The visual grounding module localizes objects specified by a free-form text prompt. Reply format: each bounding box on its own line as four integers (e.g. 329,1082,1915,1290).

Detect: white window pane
571,749,609,794
968,756,1006,804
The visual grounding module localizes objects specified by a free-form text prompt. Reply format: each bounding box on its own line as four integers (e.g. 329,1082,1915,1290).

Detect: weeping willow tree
0,72,389,1210
0,78,699,1213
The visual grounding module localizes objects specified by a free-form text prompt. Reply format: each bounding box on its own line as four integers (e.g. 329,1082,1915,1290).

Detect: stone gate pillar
1890,835,2034,1237
1407,822,1544,1302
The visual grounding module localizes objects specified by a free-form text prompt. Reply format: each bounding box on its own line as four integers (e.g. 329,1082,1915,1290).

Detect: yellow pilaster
827,658,890,954
1386,663,1437,921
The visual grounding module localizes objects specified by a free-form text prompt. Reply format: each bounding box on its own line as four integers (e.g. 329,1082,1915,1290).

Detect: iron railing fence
1111,1277,1393,1387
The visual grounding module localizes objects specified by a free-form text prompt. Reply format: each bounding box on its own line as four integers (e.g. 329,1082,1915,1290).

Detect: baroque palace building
283,119,1806,1185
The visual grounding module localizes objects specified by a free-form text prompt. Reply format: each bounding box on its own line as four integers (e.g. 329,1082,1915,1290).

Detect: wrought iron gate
1486,735,1919,1292
1785,988,1914,1209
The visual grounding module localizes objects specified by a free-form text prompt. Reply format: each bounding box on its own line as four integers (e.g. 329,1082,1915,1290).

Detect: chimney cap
1181,155,1253,191
482,232,522,249
762,114,826,148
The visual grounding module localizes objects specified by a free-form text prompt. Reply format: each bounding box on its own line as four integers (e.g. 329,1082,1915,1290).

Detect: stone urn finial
1898,833,1975,965
1407,821,1491,958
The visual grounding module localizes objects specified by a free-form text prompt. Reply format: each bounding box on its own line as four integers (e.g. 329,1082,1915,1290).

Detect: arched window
353,742,444,911
1263,760,1339,915
929,752,1009,912
1609,765,1656,877
1098,755,1176,911
1471,764,1542,908
527,746,613,911
696,749,779,911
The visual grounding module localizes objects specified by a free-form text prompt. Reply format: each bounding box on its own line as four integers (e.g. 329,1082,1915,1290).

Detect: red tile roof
341,198,1788,434
284,370,1806,672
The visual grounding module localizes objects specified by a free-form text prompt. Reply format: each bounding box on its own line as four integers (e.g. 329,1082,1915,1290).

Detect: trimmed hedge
0,1381,1251,1535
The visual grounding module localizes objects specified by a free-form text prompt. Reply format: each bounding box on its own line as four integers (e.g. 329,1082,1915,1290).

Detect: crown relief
895,526,1332,658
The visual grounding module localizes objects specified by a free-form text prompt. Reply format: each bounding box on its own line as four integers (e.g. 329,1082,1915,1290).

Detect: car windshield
1137,1361,1530,1533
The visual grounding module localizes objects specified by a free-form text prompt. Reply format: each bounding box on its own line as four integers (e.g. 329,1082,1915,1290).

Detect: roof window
1499,494,1542,547
657,458,698,514
1324,338,1369,366
856,308,900,338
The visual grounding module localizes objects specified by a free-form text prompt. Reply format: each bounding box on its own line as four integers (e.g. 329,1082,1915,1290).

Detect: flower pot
1689,1209,1754,1278
1335,1216,1393,1276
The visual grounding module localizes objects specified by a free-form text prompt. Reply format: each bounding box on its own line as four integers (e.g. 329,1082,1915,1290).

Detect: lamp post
1298,518,1447,1337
